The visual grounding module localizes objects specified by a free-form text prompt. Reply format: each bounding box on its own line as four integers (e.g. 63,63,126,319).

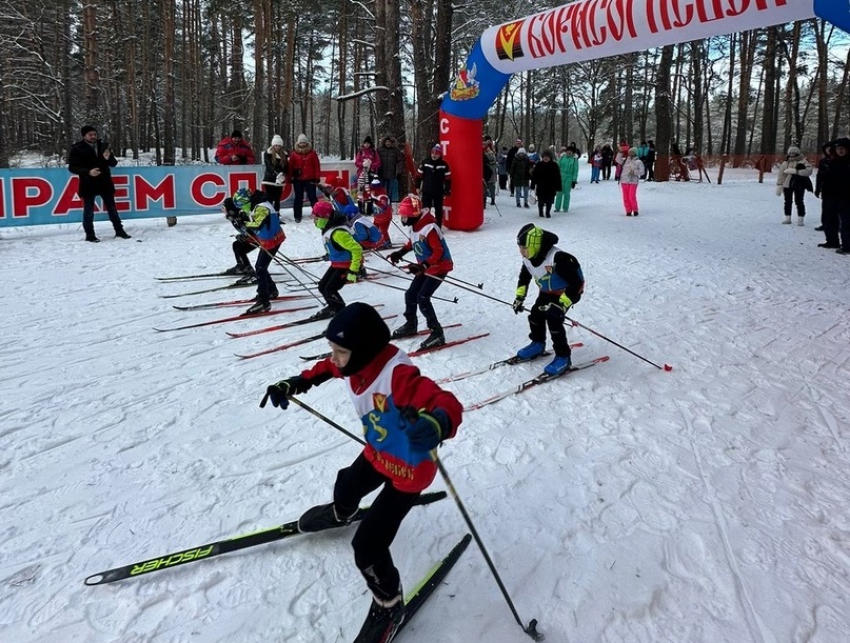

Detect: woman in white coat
776,146,814,225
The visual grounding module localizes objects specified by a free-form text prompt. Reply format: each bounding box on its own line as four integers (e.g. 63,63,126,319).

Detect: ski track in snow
2,168,849,642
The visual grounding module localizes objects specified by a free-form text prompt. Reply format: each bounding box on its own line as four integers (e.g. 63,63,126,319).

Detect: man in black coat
828,137,850,255
415,145,451,227
67,125,130,242
377,136,403,202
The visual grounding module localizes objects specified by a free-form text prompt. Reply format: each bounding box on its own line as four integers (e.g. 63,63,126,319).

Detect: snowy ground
1,165,849,643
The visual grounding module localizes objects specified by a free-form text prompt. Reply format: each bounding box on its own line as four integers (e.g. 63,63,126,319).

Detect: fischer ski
84,491,448,586
464,356,610,411
235,314,401,360
354,533,471,642
153,304,318,332
300,330,486,362
435,342,584,384
173,294,313,312
226,304,386,339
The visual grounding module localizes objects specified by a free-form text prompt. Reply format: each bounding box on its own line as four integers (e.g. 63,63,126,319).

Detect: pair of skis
84,491,470,641
154,304,319,332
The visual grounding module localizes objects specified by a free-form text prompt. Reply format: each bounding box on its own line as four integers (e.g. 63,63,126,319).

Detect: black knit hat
834,137,850,151
80,125,97,137
363,136,373,145
231,130,242,139
325,302,390,375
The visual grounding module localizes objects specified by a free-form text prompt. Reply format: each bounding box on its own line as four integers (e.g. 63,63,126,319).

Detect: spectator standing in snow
601,144,614,181
510,147,531,209
823,137,850,255
775,145,814,226
262,135,288,212
644,140,657,181
67,125,131,242
530,149,562,218
483,138,497,207
814,142,838,248
620,148,645,216
377,136,402,202
554,147,578,213
506,138,522,196
415,145,451,227
590,147,602,184
497,146,510,191
288,134,321,223
215,130,256,165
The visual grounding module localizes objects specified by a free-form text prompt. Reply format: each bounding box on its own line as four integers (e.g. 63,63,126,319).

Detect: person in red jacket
288,133,322,222
261,302,461,641
215,130,256,165
388,195,454,349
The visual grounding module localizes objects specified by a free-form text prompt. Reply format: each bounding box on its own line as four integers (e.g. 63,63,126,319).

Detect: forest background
1,0,849,177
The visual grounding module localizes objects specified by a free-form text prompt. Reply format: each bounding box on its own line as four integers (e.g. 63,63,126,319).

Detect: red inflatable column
439,110,483,231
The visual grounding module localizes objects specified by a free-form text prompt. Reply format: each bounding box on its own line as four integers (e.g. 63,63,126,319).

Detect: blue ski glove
403,407,451,451
260,376,311,409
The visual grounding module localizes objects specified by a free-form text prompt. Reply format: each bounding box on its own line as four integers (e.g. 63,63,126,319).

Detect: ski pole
372,251,483,290
424,273,515,307
273,396,545,642
360,270,459,304
565,316,673,371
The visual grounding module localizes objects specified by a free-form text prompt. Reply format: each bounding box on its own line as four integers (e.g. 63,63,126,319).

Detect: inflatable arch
438,0,849,231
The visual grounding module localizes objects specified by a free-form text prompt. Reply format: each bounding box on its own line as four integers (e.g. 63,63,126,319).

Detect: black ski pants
334,454,420,603
527,292,571,357
821,197,841,247
233,235,257,267
421,192,445,227
254,243,280,303
318,266,349,311
404,272,444,330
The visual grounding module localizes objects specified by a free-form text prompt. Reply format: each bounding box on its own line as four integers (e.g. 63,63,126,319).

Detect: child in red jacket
262,302,462,641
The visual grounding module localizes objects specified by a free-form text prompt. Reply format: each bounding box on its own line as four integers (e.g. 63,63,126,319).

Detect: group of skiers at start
223,185,584,640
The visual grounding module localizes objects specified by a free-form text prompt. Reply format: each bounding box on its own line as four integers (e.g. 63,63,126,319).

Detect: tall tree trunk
813,19,830,146
654,45,675,182
82,1,101,123
733,30,757,159
163,0,176,165
760,27,778,154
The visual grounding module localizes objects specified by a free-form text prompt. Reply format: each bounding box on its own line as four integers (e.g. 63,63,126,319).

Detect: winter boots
782,215,792,224
391,319,418,339
419,326,445,350
544,354,572,376
85,235,100,243
797,217,804,226
516,341,545,360
353,594,405,643
115,229,132,239
298,503,356,533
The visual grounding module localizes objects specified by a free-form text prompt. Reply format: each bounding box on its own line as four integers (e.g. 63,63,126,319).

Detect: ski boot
544,354,572,376
419,326,445,350
224,264,244,275
298,503,356,533
115,229,132,239
235,271,258,285
244,300,271,315
516,341,545,360
308,306,338,322
391,318,417,339
353,594,405,643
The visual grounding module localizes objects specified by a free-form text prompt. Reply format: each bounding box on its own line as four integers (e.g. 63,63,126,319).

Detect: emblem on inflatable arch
450,63,480,101
495,20,524,61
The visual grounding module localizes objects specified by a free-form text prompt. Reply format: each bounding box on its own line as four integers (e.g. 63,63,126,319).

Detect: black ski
84,491,448,586
172,294,312,311
153,304,318,332
159,280,257,299
355,533,472,642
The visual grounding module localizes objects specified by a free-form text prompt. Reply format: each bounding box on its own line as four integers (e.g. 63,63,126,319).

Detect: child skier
388,195,454,350
261,302,462,641
242,189,286,314
512,224,585,375
309,200,364,321
222,188,257,278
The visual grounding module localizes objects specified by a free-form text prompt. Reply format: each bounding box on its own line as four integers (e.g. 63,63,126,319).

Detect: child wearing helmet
222,188,258,279
513,224,584,376
388,195,453,349
346,204,383,253
261,302,462,641
243,189,286,315
309,200,364,320
372,193,393,249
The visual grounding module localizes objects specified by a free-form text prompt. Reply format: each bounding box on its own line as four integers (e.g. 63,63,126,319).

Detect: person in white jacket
775,145,814,225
